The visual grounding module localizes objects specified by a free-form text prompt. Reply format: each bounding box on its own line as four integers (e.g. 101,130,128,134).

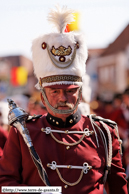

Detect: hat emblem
51,45,72,63
51,45,72,56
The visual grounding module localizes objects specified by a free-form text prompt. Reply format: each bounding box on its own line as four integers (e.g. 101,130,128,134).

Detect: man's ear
40,93,46,106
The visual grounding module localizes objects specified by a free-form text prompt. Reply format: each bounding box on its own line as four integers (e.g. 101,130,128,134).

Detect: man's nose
59,91,67,101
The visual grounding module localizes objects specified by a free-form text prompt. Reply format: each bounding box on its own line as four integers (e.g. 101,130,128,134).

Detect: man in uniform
0,5,128,194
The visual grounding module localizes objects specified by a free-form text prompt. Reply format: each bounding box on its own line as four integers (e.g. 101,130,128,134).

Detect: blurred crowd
91,88,129,182
0,87,129,184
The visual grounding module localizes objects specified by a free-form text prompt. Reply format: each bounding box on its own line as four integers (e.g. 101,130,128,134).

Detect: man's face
41,87,80,121
122,94,129,106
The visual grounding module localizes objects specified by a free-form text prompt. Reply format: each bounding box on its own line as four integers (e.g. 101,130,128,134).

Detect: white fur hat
32,5,88,89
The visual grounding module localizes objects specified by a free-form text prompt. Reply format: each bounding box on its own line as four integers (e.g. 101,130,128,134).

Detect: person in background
0,106,9,158
0,5,128,194
121,88,129,186
103,99,128,141
27,97,47,116
91,95,105,117
121,88,129,129
0,125,8,157
0,101,10,132
113,93,123,109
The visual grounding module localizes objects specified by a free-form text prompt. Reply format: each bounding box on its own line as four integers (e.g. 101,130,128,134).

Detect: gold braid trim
56,168,84,186
50,132,86,146
40,75,82,84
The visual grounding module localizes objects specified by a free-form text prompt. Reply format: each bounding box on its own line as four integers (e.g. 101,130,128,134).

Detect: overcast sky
0,0,129,59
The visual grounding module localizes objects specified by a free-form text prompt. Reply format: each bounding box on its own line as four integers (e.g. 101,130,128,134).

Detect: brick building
87,24,129,101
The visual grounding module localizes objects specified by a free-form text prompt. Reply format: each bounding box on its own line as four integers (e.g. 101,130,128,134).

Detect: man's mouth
54,102,73,110
59,105,71,110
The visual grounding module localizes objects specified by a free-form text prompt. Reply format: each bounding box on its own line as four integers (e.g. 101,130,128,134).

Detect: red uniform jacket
0,113,128,194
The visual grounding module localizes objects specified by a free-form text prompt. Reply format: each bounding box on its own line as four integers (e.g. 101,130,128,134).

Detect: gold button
53,119,55,122
91,131,94,135
50,117,52,120
66,146,70,150
47,163,50,167
64,185,68,189
41,128,45,132
65,130,69,134
56,121,59,125
67,165,71,169
69,119,73,123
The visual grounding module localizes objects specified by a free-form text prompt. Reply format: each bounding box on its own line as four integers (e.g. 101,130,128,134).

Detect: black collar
46,110,81,128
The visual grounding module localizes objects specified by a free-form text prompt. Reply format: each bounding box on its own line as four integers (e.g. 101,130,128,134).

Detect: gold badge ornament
41,42,79,69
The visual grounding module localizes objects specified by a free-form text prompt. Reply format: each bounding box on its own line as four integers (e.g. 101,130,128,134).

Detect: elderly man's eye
52,90,58,93
67,90,73,93
66,88,78,94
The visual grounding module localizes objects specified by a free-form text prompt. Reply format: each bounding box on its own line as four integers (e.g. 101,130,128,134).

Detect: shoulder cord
89,114,99,147
99,121,112,183
89,114,122,155
99,121,112,167
91,121,110,184
110,124,122,155
89,116,112,184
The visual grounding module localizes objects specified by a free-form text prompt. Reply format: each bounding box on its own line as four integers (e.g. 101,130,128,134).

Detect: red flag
11,67,18,86
10,66,28,86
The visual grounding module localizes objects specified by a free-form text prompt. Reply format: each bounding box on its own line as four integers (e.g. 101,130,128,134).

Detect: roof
101,23,129,56
88,48,106,57
87,48,106,63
